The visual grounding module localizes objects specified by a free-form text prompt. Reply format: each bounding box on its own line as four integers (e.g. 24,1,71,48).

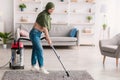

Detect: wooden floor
0,45,120,80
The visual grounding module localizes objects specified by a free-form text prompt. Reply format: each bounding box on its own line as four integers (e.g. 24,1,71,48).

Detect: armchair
99,33,120,67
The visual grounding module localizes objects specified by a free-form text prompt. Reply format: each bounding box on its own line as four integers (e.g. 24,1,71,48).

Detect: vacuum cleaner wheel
9,62,24,69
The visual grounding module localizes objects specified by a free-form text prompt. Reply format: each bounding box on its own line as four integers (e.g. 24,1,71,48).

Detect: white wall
0,0,13,32
113,0,120,37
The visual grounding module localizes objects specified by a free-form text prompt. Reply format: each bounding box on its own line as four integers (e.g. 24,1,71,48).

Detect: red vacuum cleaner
9,38,30,69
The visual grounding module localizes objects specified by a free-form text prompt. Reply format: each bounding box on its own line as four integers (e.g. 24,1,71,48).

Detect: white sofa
16,25,80,46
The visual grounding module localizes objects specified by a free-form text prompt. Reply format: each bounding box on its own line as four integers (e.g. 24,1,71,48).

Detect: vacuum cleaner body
9,41,24,69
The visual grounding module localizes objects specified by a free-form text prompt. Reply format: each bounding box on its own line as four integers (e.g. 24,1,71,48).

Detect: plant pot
61,0,64,2
86,0,94,3
3,44,7,49
103,26,107,30
87,20,92,23
102,24,107,30
20,8,24,11
35,8,38,12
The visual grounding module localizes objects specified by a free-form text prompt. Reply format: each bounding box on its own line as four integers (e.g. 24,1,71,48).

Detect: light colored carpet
2,70,94,80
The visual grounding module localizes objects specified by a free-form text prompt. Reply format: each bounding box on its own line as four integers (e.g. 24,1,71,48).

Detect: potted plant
60,0,64,2
86,0,94,3
102,23,107,30
0,32,13,48
87,16,92,23
19,3,26,11
35,8,38,12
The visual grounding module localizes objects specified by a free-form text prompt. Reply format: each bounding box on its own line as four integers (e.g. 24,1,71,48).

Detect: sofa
16,25,80,46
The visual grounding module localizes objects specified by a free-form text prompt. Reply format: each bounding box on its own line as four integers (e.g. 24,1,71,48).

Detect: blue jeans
29,28,44,67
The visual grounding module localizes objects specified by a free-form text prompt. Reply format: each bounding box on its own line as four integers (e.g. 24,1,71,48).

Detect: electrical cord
0,58,11,69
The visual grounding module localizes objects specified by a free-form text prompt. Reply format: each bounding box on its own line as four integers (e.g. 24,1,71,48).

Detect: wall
113,0,120,37
0,0,13,32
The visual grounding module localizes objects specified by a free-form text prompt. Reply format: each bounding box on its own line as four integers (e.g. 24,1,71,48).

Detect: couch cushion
111,33,120,45
20,29,29,37
50,37,77,42
102,45,118,53
49,26,74,37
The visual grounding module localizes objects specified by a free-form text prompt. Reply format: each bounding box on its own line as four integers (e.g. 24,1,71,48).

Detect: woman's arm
43,27,52,45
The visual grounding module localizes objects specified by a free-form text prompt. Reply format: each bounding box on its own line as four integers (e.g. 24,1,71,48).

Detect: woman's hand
46,38,52,45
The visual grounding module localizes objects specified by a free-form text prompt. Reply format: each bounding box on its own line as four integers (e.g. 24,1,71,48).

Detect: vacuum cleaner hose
0,58,11,69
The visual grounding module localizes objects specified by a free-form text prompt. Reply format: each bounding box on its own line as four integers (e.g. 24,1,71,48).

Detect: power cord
0,58,11,69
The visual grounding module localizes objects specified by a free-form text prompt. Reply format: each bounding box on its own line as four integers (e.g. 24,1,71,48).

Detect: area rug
2,70,94,80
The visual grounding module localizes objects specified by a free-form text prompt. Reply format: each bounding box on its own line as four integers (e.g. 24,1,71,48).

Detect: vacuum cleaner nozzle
66,71,70,77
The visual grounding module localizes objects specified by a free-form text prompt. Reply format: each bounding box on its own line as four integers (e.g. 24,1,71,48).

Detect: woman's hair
45,2,55,11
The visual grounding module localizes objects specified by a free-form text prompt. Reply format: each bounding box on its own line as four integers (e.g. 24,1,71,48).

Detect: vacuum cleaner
9,38,23,69
9,38,30,69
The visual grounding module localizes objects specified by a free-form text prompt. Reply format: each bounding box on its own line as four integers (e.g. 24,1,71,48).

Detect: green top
36,10,51,31
35,2,55,31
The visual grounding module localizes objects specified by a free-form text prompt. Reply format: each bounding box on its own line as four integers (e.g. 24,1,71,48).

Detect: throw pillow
20,29,29,37
69,28,77,37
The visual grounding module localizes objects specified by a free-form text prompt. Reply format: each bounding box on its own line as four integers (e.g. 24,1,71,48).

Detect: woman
29,2,55,74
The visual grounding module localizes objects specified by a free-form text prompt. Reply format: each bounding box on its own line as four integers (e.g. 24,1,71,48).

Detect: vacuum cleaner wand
41,37,70,77
50,45,70,77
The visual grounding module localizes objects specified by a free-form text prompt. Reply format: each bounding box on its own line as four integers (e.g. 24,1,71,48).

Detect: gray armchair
99,33,120,67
